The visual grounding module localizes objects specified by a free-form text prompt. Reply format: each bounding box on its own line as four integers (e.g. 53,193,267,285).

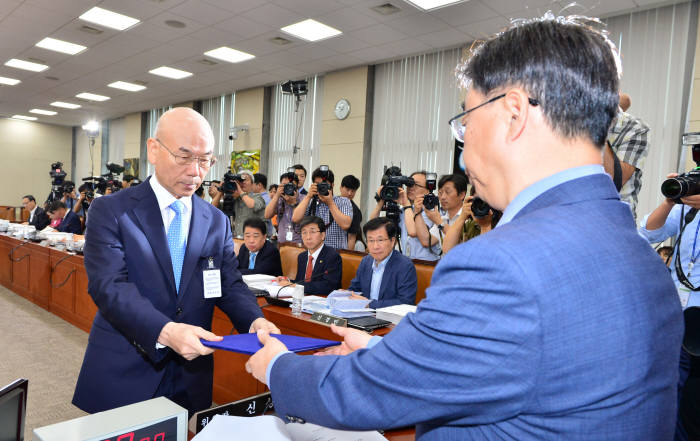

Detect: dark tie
304,254,314,282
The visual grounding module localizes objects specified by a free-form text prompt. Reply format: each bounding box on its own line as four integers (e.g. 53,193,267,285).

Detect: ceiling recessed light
79,6,140,31
29,108,57,116
402,0,466,11
149,66,192,79
281,19,342,42
51,101,81,109
76,92,110,101
36,37,87,55
0,76,20,86
204,47,255,64
11,115,37,121
108,81,147,92
5,58,49,72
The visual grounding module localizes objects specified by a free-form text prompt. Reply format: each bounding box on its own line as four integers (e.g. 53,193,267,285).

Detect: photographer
212,170,265,237
291,166,352,249
416,174,467,248
370,171,441,260
340,174,363,250
265,171,302,244
442,194,495,255
60,180,78,211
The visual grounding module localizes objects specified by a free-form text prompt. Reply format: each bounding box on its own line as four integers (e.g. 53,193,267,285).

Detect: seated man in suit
247,15,683,441
46,200,82,234
292,216,342,294
21,194,49,230
237,218,282,276
347,217,417,308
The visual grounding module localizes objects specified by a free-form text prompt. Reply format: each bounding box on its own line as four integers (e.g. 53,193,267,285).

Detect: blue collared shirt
639,203,700,308
370,254,391,301
497,165,607,228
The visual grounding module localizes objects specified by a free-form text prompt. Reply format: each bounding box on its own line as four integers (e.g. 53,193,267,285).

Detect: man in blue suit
347,217,416,308
292,216,342,294
237,218,282,276
246,17,683,440
72,108,279,417
47,200,82,234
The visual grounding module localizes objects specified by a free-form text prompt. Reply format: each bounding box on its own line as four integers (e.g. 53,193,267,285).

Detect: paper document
242,274,278,284
192,414,388,441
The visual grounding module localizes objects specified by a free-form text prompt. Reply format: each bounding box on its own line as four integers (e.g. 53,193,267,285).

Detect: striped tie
167,200,186,294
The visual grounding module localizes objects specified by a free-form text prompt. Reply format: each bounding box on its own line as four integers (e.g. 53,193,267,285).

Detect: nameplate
195,392,274,433
310,312,347,327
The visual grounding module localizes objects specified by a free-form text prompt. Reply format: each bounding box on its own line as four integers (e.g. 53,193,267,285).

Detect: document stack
375,304,417,325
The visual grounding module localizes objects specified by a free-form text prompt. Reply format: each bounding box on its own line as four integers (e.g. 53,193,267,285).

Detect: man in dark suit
72,107,279,417
247,18,683,440
237,218,282,276
46,200,82,234
347,217,416,308
292,216,341,294
21,195,49,230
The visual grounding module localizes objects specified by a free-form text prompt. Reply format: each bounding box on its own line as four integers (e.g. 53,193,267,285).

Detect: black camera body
422,173,439,211
379,168,414,203
283,183,297,196
662,133,700,202
62,182,75,194
471,197,491,219
222,171,244,193
315,165,331,196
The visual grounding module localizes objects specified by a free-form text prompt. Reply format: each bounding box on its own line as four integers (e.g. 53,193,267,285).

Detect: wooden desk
0,234,414,440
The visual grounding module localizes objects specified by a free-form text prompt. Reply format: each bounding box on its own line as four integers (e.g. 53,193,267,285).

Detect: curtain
365,47,464,211
144,105,172,177
605,1,697,220
200,94,236,181
267,75,323,186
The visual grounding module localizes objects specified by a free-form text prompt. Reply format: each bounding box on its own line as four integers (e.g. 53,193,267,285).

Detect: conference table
0,233,414,440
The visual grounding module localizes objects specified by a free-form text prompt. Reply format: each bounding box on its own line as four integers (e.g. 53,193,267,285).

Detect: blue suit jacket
57,210,82,234
269,174,683,440
72,177,263,415
237,240,283,276
293,245,342,295
348,250,417,308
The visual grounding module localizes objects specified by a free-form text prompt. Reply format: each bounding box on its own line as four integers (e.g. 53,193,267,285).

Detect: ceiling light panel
5,58,49,72
51,101,81,109
0,76,20,85
76,92,110,101
149,66,192,79
36,37,87,55
281,19,342,42
12,115,37,121
403,0,466,11
29,109,57,115
204,47,255,63
108,81,147,92
79,7,140,31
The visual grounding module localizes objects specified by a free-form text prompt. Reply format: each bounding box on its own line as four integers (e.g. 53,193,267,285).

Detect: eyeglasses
367,238,391,245
301,229,321,236
156,138,216,169
448,94,539,145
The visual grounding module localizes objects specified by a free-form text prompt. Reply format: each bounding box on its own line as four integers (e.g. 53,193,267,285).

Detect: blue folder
201,333,340,355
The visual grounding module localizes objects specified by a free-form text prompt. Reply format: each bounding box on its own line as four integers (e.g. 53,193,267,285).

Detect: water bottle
291,284,304,316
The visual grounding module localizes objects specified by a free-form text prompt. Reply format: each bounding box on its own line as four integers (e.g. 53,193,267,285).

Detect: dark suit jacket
293,245,342,294
57,210,82,234
270,173,683,440
28,207,49,230
237,240,283,276
72,177,263,415
348,250,417,309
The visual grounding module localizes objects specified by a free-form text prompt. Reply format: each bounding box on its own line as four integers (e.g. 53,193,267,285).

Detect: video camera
222,170,245,193
423,173,439,211
47,161,68,202
662,132,700,202
100,163,125,194
379,166,414,202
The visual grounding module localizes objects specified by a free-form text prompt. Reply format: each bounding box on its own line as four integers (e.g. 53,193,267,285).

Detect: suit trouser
154,355,199,419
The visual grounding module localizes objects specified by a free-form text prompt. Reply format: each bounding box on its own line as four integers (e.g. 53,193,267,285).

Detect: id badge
203,257,222,299
286,230,293,241
678,286,691,309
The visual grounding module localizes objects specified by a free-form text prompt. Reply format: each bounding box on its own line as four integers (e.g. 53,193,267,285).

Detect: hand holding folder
201,333,340,355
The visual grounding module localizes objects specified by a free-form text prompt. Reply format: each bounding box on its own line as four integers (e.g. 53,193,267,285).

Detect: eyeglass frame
155,138,217,169
448,93,539,145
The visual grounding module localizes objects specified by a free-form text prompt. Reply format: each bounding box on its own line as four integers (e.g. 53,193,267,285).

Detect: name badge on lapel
203,257,222,299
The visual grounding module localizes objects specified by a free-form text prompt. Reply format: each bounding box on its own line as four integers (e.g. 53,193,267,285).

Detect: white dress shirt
29,207,36,223
149,174,193,241
308,244,324,271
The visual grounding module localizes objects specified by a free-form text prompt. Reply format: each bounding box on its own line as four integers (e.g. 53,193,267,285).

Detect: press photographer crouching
369,169,442,261
265,169,303,244
638,133,700,440
291,166,353,250
46,200,82,235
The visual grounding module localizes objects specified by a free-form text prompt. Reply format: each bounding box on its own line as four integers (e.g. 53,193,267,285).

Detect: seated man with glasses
291,216,342,295
237,218,282,276
347,217,417,309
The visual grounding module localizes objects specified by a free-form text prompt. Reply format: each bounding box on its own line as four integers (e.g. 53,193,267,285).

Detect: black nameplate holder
310,312,347,327
195,392,274,433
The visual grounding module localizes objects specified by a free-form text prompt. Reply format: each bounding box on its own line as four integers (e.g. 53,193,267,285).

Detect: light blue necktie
249,252,257,270
167,200,186,294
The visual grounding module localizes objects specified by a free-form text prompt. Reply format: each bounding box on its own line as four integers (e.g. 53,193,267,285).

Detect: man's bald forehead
154,107,214,142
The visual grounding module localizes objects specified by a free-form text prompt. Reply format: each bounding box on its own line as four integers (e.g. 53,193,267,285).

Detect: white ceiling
0,0,686,127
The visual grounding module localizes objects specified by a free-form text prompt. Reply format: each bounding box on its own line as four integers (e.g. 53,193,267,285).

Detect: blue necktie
249,252,257,270
167,200,186,294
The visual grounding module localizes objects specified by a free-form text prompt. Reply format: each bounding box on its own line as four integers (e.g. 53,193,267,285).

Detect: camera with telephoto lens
316,165,331,196
661,132,700,202
47,161,67,202
101,163,125,193
471,197,491,219
423,173,439,211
